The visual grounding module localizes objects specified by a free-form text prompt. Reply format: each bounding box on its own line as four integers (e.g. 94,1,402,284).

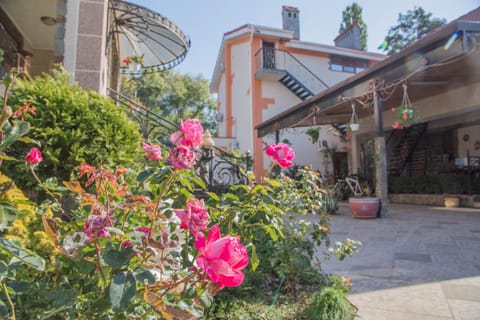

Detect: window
329,55,369,74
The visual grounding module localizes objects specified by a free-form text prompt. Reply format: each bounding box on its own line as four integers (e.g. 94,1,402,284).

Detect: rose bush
0,70,360,319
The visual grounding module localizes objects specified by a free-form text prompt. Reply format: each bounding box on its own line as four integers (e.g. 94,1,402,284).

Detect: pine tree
381,7,446,54
339,2,368,51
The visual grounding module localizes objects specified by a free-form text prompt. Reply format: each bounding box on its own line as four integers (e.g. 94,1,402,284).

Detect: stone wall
389,194,477,208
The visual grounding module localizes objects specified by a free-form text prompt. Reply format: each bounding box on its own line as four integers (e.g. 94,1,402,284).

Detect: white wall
457,125,480,158
216,76,227,138
230,41,253,151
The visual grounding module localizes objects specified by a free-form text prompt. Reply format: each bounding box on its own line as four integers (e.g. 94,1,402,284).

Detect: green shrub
3,68,142,192
302,286,357,320
389,174,467,194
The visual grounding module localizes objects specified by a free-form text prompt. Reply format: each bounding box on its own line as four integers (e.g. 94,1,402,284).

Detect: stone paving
318,202,480,320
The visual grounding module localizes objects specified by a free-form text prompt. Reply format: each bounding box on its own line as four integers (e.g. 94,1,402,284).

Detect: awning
109,0,190,75
256,15,480,138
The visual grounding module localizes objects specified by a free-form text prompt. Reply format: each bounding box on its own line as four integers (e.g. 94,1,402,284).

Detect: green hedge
389,174,467,194
3,68,142,191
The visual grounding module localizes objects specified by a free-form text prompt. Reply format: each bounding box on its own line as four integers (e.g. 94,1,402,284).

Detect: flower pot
349,123,360,132
129,62,142,73
444,196,460,208
348,197,380,219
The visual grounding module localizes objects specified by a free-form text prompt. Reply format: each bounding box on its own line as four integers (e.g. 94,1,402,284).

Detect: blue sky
129,0,479,80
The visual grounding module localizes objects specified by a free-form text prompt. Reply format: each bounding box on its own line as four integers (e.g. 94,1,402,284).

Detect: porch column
373,85,388,217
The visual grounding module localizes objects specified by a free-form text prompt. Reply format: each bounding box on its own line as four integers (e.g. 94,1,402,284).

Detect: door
262,41,275,69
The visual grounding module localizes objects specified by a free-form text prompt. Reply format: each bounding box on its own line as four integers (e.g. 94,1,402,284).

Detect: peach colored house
210,6,385,178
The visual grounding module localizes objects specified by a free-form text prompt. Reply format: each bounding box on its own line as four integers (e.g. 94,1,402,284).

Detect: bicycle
329,176,364,200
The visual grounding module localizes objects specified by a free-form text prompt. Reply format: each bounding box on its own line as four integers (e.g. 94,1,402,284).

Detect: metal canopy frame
108,0,191,75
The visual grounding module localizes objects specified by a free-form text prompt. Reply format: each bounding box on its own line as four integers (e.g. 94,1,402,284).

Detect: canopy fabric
109,0,190,75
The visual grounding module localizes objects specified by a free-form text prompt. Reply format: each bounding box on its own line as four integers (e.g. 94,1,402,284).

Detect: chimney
282,6,300,40
334,22,362,50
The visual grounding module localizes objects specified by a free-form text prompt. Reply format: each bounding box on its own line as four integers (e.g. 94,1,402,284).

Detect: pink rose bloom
83,213,114,242
135,226,152,238
264,143,295,168
121,240,133,248
142,142,162,161
175,198,209,235
170,119,204,148
25,147,43,165
195,225,249,289
167,146,196,170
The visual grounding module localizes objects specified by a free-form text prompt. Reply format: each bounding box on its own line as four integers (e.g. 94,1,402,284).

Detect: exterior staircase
387,123,428,176
255,47,328,101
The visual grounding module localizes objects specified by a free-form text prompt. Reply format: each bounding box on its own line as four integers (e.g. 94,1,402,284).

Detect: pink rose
135,226,152,238
121,240,133,248
25,147,43,165
167,146,196,170
170,119,204,148
264,143,295,168
175,198,209,235
83,213,114,242
142,142,162,161
195,225,248,289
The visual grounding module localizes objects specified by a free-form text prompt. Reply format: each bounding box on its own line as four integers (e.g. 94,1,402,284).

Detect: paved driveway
319,203,480,320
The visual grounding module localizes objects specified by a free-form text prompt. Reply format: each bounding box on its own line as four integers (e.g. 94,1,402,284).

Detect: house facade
0,0,189,96
0,0,110,93
257,7,480,208
210,6,385,178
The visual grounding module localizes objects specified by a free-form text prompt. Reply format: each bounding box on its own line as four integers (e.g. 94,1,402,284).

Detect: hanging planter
392,84,419,129
349,103,360,132
122,54,144,74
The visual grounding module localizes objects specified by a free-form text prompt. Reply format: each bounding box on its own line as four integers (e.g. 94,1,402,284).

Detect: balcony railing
255,47,328,94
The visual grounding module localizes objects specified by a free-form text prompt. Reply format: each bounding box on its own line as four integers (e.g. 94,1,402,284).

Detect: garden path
317,203,480,320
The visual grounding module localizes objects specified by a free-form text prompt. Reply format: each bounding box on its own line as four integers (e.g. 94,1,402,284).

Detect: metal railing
255,47,329,94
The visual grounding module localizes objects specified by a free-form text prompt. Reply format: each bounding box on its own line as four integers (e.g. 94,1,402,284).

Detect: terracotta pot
349,197,380,219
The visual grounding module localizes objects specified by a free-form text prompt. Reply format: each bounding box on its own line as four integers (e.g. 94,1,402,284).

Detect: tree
339,2,368,51
121,71,217,140
381,6,446,54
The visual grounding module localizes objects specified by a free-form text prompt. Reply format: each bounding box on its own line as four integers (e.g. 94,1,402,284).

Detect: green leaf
269,180,284,187
0,204,17,231
207,192,220,202
0,154,16,161
250,244,259,271
0,239,45,271
190,176,206,190
102,244,136,270
264,226,278,242
137,170,154,182
0,121,30,149
109,271,136,311
0,298,9,319
225,193,239,201
17,136,41,145
134,268,156,285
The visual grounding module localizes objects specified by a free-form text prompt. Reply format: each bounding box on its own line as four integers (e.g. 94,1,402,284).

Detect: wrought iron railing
108,88,250,193
255,47,329,94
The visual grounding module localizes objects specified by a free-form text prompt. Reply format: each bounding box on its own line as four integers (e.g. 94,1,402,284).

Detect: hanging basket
349,123,360,132
349,103,360,132
392,84,419,129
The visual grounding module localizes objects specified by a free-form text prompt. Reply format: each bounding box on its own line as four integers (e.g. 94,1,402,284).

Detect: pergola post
373,82,388,217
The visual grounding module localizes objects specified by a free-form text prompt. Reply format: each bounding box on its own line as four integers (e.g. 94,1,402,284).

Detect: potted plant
348,179,380,219
306,127,320,144
122,54,144,73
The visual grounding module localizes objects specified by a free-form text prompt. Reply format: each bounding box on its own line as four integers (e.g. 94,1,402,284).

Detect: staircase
387,123,428,176
255,47,328,101
279,74,314,100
